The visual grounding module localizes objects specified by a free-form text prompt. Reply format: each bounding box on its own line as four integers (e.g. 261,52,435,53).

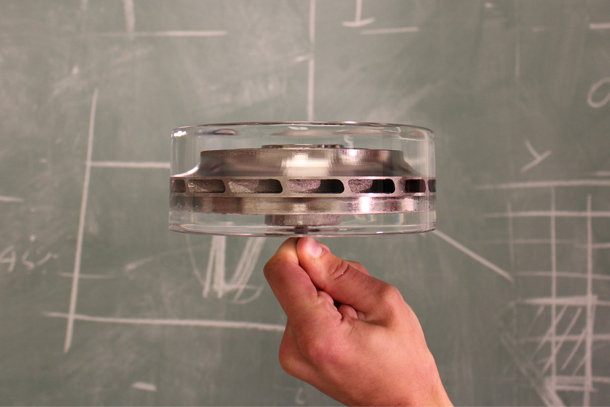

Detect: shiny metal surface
170,144,435,226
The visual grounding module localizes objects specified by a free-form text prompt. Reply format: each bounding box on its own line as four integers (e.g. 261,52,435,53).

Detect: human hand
264,237,452,407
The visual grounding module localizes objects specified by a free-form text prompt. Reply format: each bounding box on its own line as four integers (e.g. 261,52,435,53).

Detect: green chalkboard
1,1,609,405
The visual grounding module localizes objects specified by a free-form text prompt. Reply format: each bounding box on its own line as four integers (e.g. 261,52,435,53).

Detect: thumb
296,237,401,320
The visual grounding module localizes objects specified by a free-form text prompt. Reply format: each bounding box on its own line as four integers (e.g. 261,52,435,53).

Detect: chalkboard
1,1,609,405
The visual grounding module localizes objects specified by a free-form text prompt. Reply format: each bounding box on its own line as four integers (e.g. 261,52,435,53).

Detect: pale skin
264,237,453,407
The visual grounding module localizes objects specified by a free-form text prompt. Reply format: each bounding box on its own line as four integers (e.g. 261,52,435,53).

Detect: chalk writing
188,236,266,304
295,387,306,405
587,77,610,109
131,382,157,392
0,244,57,273
342,0,375,27
521,140,551,173
487,183,610,407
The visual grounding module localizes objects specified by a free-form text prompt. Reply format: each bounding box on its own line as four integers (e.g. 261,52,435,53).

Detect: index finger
263,238,334,325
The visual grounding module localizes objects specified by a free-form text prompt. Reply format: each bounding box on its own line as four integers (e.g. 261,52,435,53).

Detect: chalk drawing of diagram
481,180,610,407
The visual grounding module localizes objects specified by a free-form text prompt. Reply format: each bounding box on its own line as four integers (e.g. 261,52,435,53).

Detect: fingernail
303,237,324,258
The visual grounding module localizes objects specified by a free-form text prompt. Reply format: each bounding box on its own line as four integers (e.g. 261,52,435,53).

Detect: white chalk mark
485,238,575,245
531,305,567,358
549,188,558,388
539,308,570,374
589,22,610,30
124,247,190,271
21,250,36,271
99,31,227,37
499,330,566,407
587,77,610,109
342,0,375,27
521,296,603,307
507,203,515,268
593,171,610,177
361,26,419,35
202,236,266,304
45,311,285,332
477,179,610,189
515,271,610,282
295,387,306,405
202,236,223,298
64,87,98,354
485,210,610,219
35,252,57,266
131,382,157,392
309,0,316,44
518,331,610,343
229,238,266,302
122,0,135,39
515,0,521,81
559,309,583,371
571,345,587,377
0,245,17,272
58,272,114,280
90,161,170,169
432,230,513,282
185,235,207,293
307,0,316,121
293,54,312,63
307,58,315,121
584,195,595,404
521,140,551,172
520,305,545,341
0,196,24,203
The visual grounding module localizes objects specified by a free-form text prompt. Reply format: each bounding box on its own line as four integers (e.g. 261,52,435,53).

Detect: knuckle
300,336,342,367
378,284,403,303
278,345,299,377
263,256,285,280
327,259,352,282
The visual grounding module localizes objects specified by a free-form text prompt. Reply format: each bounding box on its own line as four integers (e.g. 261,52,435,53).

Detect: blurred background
1,1,609,405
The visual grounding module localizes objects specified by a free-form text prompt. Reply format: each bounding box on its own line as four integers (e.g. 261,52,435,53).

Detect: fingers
263,238,340,327
296,237,404,322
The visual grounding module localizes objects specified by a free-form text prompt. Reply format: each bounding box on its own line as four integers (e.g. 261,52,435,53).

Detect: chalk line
514,271,610,281
521,140,551,173
90,161,170,169
122,0,135,39
519,332,610,343
342,0,374,27
521,296,603,307
584,195,595,403
477,179,610,189
307,0,316,121
0,196,24,203
100,30,227,37
45,311,285,332
58,272,114,280
485,210,610,219
589,22,610,30
550,188,558,387
484,238,575,245
64,87,98,353
560,310,584,371
361,26,419,35
131,382,157,392
432,230,513,282
507,202,515,267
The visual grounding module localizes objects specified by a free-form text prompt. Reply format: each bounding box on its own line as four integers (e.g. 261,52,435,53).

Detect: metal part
170,144,435,227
